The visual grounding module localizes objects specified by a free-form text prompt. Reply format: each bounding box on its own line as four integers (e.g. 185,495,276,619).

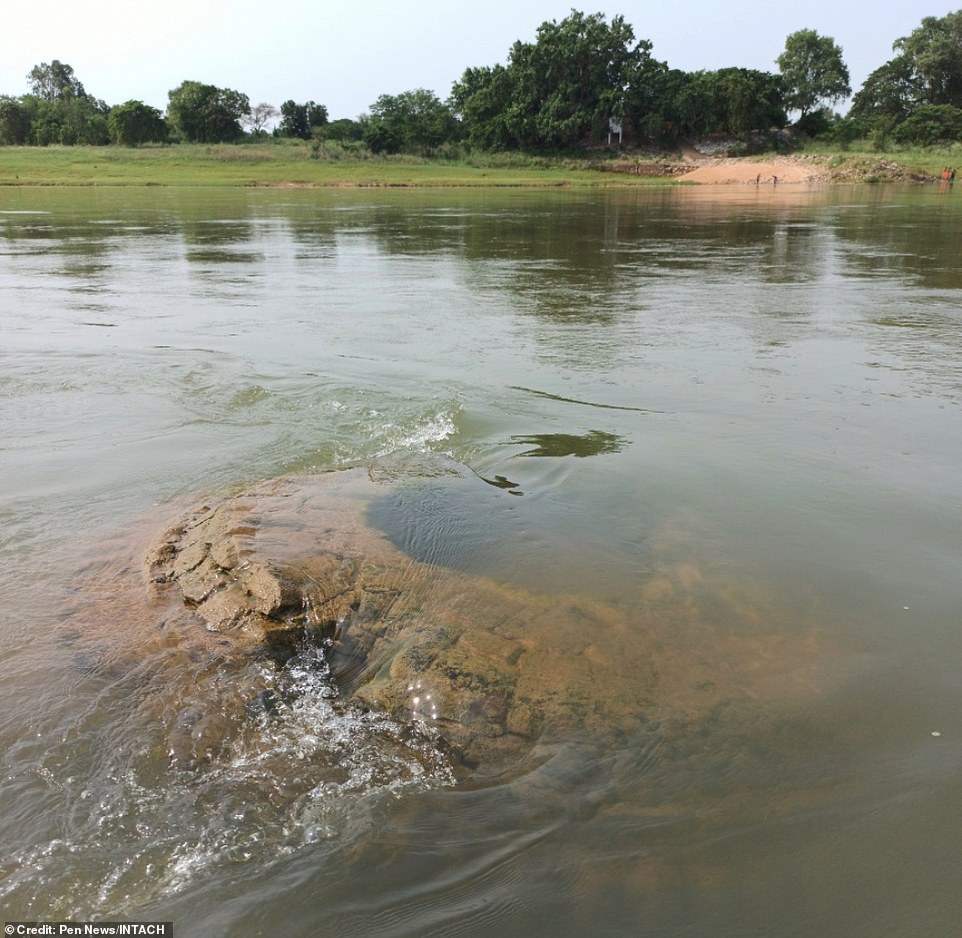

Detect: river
1,183,961,936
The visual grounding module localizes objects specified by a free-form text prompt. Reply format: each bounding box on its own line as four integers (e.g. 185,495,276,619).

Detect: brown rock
67,463,847,780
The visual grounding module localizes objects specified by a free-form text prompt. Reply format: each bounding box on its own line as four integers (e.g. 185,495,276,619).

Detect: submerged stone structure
67,462,844,781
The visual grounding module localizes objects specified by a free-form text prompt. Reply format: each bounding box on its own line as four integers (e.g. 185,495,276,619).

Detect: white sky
0,1,952,120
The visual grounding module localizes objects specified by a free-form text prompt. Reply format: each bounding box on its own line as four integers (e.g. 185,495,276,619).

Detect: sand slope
679,156,829,185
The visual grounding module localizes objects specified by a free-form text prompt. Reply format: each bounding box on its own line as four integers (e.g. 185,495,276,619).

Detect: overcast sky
0,1,952,119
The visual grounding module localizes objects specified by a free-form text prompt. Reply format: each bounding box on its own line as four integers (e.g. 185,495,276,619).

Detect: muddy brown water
1,185,961,936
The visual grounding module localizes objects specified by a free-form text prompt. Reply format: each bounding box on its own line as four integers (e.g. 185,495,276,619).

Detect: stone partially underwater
66,461,844,783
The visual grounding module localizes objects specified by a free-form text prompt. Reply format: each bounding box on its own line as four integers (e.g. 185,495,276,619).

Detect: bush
309,139,368,161
893,104,962,146
315,118,362,143
793,107,834,139
822,116,863,148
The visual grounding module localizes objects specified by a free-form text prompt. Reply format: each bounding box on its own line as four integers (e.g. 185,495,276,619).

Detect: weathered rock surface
66,463,846,780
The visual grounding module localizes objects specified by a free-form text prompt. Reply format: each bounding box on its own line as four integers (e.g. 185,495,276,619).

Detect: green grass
0,141,675,188
802,139,962,178
4,138,953,188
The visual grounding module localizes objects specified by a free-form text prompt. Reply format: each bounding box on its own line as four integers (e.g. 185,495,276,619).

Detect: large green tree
849,57,917,126
713,68,786,134
894,10,962,106
450,65,517,150
644,68,785,139
362,89,458,154
278,100,328,139
518,10,646,147
777,29,851,119
850,10,962,140
108,100,167,146
16,60,109,145
452,10,658,150
27,60,86,101
24,97,110,145
166,81,249,143
0,96,32,144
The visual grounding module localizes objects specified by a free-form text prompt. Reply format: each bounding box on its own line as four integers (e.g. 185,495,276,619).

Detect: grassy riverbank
0,141,673,188
802,142,961,182
0,139,956,187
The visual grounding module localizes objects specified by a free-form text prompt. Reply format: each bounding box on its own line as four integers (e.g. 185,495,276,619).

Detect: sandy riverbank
669,152,934,186
678,156,829,185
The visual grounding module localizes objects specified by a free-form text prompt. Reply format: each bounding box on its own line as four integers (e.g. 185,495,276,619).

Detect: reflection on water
1,185,962,936
509,429,626,457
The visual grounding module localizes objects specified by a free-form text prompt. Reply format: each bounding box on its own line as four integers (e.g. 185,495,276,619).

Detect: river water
1,184,960,936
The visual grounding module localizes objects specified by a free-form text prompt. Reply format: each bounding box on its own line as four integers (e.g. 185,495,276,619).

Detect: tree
452,10,660,150
166,81,249,143
850,57,917,126
278,100,328,139
657,70,714,138
777,29,851,119
515,10,653,148
705,68,786,135
0,96,32,144
27,60,86,101
22,95,110,146
450,65,517,150
363,89,459,153
108,100,167,146
894,11,962,107
639,68,785,140
321,118,363,142
849,11,962,141
55,94,110,144
244,102,279,136
18,60,108,145
621,48,670,140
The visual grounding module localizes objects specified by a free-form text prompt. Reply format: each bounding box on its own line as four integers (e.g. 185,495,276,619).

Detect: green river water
1,184,961,936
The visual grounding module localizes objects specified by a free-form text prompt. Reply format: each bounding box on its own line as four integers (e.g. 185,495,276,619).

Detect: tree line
2,9,962,151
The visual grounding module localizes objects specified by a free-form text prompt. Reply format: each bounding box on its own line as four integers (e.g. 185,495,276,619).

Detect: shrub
893,104,962,146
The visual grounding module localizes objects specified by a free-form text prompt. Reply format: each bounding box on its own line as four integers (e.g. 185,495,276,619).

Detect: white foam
373,404,460,457
1,645,454,918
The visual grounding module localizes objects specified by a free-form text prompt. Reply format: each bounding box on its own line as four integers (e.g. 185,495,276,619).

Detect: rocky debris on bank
820,156,930,184
596,160,690,177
